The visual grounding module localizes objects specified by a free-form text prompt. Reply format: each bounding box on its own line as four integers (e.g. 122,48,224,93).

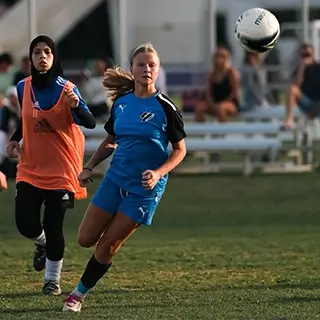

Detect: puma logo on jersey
119,104,127,112
140,112,155,122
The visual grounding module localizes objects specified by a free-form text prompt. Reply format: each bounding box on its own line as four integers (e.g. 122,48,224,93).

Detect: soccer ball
234,8,280,53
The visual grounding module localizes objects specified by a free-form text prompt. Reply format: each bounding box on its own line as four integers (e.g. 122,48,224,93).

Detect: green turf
1,174,320,319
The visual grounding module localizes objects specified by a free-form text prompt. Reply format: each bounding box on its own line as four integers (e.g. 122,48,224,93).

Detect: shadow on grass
0,288,155,300
274,296,320,303
0,300,213,315
0,307,59,314
3,282,320,300
202,282,320,291
0,291,70,299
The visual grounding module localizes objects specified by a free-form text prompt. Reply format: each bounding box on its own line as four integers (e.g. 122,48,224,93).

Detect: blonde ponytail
102,67,134,102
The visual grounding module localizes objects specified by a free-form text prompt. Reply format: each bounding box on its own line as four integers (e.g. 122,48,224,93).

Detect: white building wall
109,0,320,68
132,0,207,64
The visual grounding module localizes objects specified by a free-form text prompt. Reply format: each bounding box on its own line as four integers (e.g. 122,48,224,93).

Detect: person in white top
155,67,167,95
81,59,111,119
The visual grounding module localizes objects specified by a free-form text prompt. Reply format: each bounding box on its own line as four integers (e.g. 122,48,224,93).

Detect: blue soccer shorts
91,177,163,225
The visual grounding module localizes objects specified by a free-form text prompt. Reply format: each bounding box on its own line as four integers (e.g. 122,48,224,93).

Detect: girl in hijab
6,35,96,296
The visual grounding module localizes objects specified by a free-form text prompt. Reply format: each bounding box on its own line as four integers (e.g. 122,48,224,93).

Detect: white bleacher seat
82,122,286,137
85,137,281,154
185,123,303,143
184,138,281,151
239,105,301,120
85,137,281,176
82,111,313,175
182,113,194,122
185,122,281,135
82,122,301,143
183,138,280,176
182,105,302,122
83,122,288,137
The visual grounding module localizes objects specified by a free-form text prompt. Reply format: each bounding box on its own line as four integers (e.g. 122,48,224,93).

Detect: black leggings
15,182,71,261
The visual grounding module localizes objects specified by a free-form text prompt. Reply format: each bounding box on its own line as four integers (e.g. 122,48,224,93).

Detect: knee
95,241,119,264
43,222,63,239
16,223,32,238
214,103,223,113
195,102,207,122
289,84,300,96
214,103,225,117
195,102,206,113
16,218,38,239
77,233,97,248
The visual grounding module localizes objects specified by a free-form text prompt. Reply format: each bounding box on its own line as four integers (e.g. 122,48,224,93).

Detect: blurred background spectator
81,58,111,120
195,46,239,122
0,53,14,96
0,86,19,178
0,0,18,17
284,43,320,127
0,0,318,169
0,0,317,122
240,51,270,110
13,56,30,85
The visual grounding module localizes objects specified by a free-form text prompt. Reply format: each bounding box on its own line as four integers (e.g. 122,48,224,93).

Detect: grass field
1,174,320,319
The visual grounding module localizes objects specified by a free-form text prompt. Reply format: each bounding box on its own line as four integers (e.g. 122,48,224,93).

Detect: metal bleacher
83,105,316,175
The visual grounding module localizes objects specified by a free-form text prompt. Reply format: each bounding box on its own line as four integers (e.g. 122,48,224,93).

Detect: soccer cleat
62,295,82,312
42,280,62,296
33,244,46,271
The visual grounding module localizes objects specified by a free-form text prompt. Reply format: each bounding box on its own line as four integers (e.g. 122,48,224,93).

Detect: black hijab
29,35,63,90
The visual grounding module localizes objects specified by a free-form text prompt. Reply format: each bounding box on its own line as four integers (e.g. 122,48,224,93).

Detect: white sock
44,259,63,283
71,287,86,301
32,230,46,247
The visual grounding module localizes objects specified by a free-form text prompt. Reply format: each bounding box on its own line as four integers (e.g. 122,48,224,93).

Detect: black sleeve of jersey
104,103,115,135
73,106,96,129
156,94,187,143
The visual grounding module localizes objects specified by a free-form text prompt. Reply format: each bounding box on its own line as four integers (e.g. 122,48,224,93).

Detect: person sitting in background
240,51,269,110
81,58,111,119
156,66,167,94
195,46,239,122
283,44,320,129
13,56,31,85
0,86,20,178
0,2,8,17
181,90,205,113
0,94,5,122
0,86,20,133
0,53,15,96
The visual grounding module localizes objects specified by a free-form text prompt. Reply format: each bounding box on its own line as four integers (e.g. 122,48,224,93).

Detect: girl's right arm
84,135,117,171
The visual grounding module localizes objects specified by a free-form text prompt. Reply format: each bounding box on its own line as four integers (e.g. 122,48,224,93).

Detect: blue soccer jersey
104,91,186,197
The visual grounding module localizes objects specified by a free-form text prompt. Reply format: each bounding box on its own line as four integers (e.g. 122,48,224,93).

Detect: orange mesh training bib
17,76,87,199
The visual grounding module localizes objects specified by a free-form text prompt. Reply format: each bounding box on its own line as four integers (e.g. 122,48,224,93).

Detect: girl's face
131,52,160,87
31,42,54,72
213,48,230,67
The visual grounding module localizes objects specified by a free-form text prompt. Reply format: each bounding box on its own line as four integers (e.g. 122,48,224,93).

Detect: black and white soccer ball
234,8,280,53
